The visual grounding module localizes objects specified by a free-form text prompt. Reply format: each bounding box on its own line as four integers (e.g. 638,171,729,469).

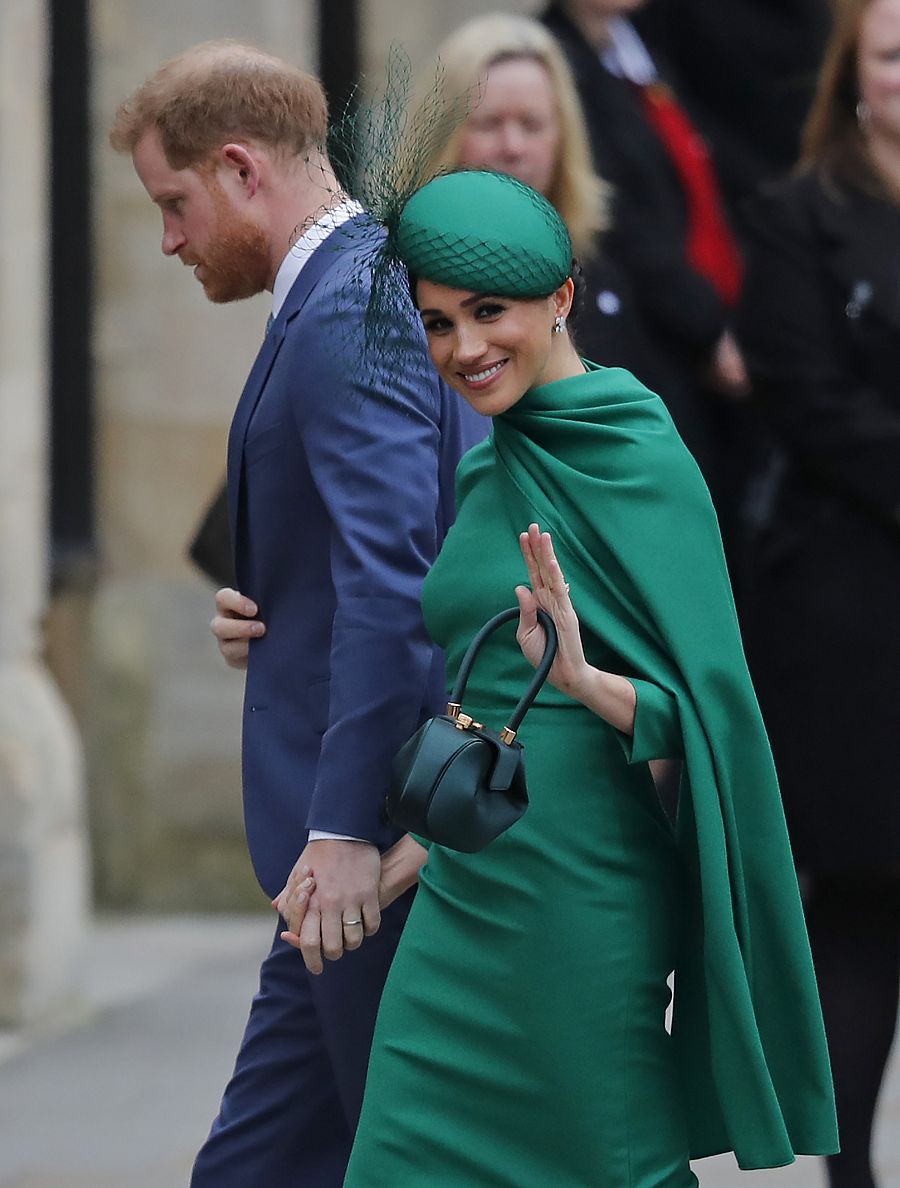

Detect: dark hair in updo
568,259,585,327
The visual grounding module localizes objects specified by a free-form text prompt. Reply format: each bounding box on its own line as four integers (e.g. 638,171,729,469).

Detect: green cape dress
345,363,837,1184
492,362,837,1165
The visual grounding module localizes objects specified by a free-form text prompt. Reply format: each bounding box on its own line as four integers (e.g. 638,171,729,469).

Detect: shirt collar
600,19,657,87
271,198,364,317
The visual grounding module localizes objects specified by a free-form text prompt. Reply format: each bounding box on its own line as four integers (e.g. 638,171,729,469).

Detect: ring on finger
342,917,363,929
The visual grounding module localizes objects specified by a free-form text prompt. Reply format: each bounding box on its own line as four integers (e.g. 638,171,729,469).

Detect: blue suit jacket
226,219,485,898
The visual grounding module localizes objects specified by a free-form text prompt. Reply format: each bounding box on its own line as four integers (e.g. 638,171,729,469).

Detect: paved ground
0,915,896,1187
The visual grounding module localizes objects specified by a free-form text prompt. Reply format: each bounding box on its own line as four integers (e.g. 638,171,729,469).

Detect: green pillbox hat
395,171,573,298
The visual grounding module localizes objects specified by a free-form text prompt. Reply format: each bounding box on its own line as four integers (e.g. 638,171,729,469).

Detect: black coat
541,4,727,474
738,170,900,873
635,0,831,223
574,250,673,390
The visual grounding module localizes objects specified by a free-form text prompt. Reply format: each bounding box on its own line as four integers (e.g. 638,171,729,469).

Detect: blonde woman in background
423,13,660,385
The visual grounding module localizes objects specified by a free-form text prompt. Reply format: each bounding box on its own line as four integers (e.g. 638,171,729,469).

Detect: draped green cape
494,362,838,1168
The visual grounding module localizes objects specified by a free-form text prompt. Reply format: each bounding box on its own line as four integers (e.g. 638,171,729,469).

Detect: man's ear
220,143,260,199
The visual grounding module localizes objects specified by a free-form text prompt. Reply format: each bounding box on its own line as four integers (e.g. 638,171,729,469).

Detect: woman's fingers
522,523,554,594
515,584,548,669
286,885,314,935
527,523,546,586
528,523,556,594
515,583,538,627
537,532,572,605
519,530,541,591
515,524,592,698
517,579,539,646
521,524,571,604
536,529,560,594
274,866,313,919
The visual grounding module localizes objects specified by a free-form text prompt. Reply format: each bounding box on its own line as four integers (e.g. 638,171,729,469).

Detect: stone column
0,0,90,1025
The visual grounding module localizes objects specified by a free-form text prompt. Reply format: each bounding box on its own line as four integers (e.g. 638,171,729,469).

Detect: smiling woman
324,168,839,1187
416,282,575,416
398,170,581,415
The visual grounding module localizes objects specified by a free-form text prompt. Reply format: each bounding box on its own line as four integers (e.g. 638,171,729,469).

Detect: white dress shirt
271,198,363,317
600,18,658,86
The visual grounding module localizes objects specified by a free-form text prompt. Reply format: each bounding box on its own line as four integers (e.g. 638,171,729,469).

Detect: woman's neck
538,339,587,388
562,4,613,49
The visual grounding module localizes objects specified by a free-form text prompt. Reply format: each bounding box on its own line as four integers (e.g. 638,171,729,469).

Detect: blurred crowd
187,2,898,1185
456,5,896,1188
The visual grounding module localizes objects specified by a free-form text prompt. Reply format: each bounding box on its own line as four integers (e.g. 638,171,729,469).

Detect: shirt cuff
307,829,368,843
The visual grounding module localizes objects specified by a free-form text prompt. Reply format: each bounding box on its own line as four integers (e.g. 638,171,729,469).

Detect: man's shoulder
273,217,445,417
310,215,387,292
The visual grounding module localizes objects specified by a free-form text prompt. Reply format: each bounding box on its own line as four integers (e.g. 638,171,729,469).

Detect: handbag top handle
447,608,558,745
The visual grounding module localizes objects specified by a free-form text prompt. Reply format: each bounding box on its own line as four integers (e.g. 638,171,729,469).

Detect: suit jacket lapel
226,326,283,542
226,215,372,549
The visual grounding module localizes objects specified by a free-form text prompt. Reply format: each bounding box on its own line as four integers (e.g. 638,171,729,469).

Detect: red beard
185,183,271,304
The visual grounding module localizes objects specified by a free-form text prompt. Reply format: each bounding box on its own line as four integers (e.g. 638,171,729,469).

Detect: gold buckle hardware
446,702,462,719
499,727,517,745
451,710,484,732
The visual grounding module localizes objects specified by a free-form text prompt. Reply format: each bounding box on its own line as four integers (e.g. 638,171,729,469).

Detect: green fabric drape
494,361,838,1168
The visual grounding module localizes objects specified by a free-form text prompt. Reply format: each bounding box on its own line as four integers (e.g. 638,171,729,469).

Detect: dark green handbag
387,607,558,852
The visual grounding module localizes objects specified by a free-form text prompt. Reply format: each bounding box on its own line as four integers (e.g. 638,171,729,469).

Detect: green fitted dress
343,365,838,1187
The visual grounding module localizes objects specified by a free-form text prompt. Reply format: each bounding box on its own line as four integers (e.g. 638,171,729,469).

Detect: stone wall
0,0,89,1025
364,0,534,75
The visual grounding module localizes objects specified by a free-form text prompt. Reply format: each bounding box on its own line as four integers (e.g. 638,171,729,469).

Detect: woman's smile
459,359,509,389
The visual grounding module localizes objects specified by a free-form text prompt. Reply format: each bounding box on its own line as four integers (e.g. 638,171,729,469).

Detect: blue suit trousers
191,892,411,1187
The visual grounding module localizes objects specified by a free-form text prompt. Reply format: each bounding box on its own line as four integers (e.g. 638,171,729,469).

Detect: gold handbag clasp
446,703,483,731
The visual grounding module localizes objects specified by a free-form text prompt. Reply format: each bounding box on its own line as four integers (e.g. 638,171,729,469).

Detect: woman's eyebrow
461,293,499,307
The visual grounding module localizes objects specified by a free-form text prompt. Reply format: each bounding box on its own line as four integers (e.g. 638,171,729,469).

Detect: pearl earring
553,314,566,335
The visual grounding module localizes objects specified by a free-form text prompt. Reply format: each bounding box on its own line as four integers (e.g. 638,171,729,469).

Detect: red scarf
639,81,743,306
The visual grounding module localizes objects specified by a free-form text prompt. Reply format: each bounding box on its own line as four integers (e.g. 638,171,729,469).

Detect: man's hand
277,840,381,975
211,587,266,669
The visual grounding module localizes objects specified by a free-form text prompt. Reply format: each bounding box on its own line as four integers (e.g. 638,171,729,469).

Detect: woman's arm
516,523,636,734
516,524,683,760
567,666,637,735
278,834,428,955
378,834,428,910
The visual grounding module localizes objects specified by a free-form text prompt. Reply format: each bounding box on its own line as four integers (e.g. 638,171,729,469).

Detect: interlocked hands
275,835,428,975
273,524,633,974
